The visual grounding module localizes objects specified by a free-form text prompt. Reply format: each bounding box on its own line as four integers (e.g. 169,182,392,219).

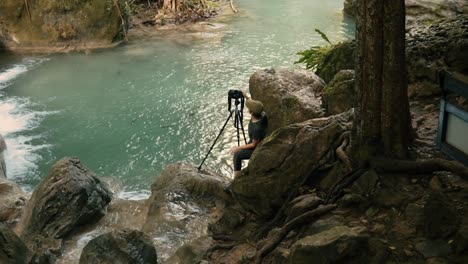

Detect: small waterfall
0,58,51,180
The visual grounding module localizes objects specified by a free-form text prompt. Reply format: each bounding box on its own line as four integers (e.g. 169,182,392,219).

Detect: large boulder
0,223,32,264
17,157,112,261
0,134,6,178
143,163,229,262
79,229,157,264
288,225,369,264
249,68,326,133
322,70,356,115
0,178,27,224
231,110,354,217
0,0,126,51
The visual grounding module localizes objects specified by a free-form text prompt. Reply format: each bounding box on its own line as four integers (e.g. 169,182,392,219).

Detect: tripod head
227,90,245,113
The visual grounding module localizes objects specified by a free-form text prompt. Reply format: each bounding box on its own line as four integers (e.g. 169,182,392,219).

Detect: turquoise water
0,0,354,194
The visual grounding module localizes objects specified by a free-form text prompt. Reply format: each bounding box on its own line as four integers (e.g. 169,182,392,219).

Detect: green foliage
315,29,331,45
295,29,333,71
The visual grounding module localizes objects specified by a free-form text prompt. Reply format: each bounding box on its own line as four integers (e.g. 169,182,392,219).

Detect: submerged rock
231,110,353,217
0,223,32,264
17,157,112,261
143,163,229,262
0,0,126,51
322,70,356,115
249,68,326,133
79,229,157,264
0,133,6,178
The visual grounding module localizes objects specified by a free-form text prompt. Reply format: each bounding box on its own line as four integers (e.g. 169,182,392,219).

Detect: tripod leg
238,111,248,145
235,112,240,146
198,111,234,171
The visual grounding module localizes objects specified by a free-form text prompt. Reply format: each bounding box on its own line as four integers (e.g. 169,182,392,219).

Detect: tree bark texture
355,0,410,160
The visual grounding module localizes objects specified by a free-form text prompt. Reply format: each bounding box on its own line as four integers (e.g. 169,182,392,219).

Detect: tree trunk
354,0,410,161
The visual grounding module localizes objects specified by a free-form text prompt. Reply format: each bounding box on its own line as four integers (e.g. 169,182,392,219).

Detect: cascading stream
0,0,354,196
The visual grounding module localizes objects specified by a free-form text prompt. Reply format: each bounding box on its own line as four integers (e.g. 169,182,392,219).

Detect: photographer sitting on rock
229,91,268,178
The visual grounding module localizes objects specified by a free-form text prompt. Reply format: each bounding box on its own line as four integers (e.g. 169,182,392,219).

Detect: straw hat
246,99,264,115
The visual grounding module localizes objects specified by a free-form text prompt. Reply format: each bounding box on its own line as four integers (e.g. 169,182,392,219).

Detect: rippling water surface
0,0,354,194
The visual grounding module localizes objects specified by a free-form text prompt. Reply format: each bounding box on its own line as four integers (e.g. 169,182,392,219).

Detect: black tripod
198,96,247,171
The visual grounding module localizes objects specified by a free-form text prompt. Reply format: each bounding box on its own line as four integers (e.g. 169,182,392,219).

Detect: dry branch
113,0,128,42
371,158,468,180
230,0,239,13
24,0,32,21
254,204,337,264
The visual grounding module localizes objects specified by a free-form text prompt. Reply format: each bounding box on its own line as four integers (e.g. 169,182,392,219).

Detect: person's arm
242,90,251,100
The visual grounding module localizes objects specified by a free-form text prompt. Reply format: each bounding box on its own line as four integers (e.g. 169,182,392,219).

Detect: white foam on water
117,189,151,200
0,58,52,179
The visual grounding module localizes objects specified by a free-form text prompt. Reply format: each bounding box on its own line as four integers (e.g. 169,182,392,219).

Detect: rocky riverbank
1,2,467,264
0,0,233,53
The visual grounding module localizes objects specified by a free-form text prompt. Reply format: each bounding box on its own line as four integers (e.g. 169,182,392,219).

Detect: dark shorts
233,149,254,171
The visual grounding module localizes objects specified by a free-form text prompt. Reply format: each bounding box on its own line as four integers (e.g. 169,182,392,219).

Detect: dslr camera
228,89,243,100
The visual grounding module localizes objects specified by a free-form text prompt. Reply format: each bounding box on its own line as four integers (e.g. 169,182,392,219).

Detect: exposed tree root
254,131,352,240
209,241,239,251
253,204,337,264
336,132,352,172
325,168,366,204
254,150,330,240
371,158,468,180
211,234,237,241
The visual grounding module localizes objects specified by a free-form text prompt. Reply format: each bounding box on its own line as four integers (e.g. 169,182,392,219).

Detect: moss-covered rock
406,14,468,83
231,110,354,217
316,15,468,97
316,41,355,84
0,0,126,51
344,0,468,28
18,157,113,262
322,70,356,115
